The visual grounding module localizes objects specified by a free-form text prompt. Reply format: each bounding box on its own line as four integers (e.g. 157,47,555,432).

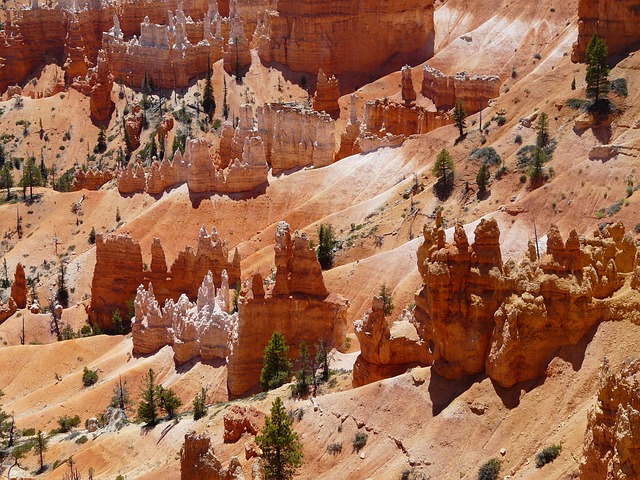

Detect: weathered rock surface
256,0,435,76
257,103,336,173
0,298,18,324
401,65,416,105
88,49,114,122
90,227,240,331
572,0,640,63
363,98,452,139
117,160,146,194
223,405,264,443
353,298,432,387
71,168,114,191
132,270,237,363
312,69,340,118
336,94,362,160
580,358,640,479
10,262,28,309
421,65,501,113
124,105,144,151
227,222,349,397
180,431,223,480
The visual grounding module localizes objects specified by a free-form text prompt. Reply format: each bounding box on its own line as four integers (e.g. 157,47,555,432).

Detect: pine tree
34,430,48,472
56,262,69,308
192,387,208,421
291,342,310,397
0,164,13,200
535,112,550,150
202,57,216,121
0,143,5,168
260,332,292,391
379,284,394,316
110,376,131,412
255,397,303,480
316,223,336,270
529,146,547,183
585,33,610,105
453,100,467,138
223,77,229,120
476,163,491,195
137,369,160,424
432,149,454,183
20,156,43,200
95,125,107,154
158,386,182,419
316,339,330,383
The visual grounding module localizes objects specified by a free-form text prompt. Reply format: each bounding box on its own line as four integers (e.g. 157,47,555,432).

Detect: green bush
352,432,368,452
478,458,501,480
468,147,502,166
57,415,81,433
496,115,507,126
535,444,562,468
21,427,36,437
327,442,342,455
82,367,98,387
610,78,628,97
75,435,88,444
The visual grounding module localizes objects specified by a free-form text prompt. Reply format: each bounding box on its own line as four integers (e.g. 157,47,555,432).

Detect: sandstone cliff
132,270,237,363
227,222,349,397
10,262,28,309
90,227,240,331
421,65,501,113
256,0,435,76
257,103,336,173
353,297,432,387
312,69,340,118
0,298,18,324
71,168,114,191
580,358,640,479
363,98,452,139
572,0,640,62
181,431,252,480
355,217,640,388
336,94,362,160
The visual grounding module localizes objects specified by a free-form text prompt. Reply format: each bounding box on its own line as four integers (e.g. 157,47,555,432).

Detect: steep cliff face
256,0,435,76
355,217,640,388
363,98,452,138
580,358,640,479
336,94,362,160
572,0,640,62
257,103,336,173
90,228,240,330
421,65,501,112
71,168,114,191
353,297,432,387
227,222,349,397
312,69,340,118
10,262,28,309
132,270,237,363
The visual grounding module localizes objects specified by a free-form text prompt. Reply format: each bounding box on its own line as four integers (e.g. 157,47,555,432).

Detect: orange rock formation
572,0,640,63
227,221,349,397
580,358,640,479
71,168,114,191
180,431,251,480
363,98,452,138
336,94,363,160
256,0,435,76
10,262,28,309
223,405,264,443
90,227,240,331
312,69,340,118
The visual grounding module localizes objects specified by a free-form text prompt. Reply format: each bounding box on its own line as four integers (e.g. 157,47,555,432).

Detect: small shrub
610,78,628,97
468,147,502,167
57,415,81,433
514,134,523,144
21,427,36,437
533,52,542,60
478,458,501,480
352,432,368,452
82,367,98,387
607,200,623,217
75,435,88,444
535,444,562,468
327,442,342,455
519,174,527,183
496,115,506,126
565,98,592,111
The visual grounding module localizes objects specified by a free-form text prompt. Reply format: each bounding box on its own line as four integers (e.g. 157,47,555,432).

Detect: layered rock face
363,98,452,138
132,270,237,363
90,228,240,331
10,262,28,309
87,49,114,122
181,431,248,480
312,69,340,118
223,405,264,443
256,0,435,76
580,358,640,479
71,168,114,191
572,0,640,62
355,218,640,388
227,222,349,397
353,297,432,387
401,65,416,105
257,103,336,173
336,94,362,160
0,298,18,324
421,65,501,113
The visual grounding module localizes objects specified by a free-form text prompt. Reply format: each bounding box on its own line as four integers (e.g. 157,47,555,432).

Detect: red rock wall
257,0,435,76
363,99,452,138
71,168,114,191
572,0,640,62
90,229,240,330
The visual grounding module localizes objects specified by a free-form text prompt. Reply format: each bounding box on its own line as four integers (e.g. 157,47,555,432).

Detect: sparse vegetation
535,444,562,468
327,442,342,455
260,332,292,391
352,431,368,452
477,458,501,480
317,223,337,270
56,415,81,433
192,387,208,421
468,147,501,166
379,283,394,316
82,367,98,387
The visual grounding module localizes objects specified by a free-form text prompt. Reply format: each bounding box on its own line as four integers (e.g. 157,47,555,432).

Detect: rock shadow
427,370,479,416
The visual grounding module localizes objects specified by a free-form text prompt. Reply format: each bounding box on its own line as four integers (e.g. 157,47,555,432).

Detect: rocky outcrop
218,104,256,169
90,227,240,331
124,105,144,151
421,65,501,113
312,69,340,118
146,154,190,194
181,430,252,480
363,98,452,138
223,405,264,443
353,298,432,387
257,103,336,173
401,65,416,105
0,298,18,324
132,270,237,363
572,0,640,63
355,218,640,388
117,160,147,194
88,49,114,122
223,12,251,76
256,0,435,76
336,94,362,160
227,222,349,397
10,262,28,309
71,168,114,191
580,358,640,479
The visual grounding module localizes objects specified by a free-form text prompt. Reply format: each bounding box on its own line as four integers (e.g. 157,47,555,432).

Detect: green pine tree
585,33,610,105
379,284,394,316
316,223,336,270
158,386,182,419
291,342,310,397
255,397,303,480
260,332,292,391
20,156,43,200
0,164,13,200
94,125,107,154
476,163,491,195
192,387,208,421
535,112,550,150
137,369,160,424
453,100,467,138
202,57,216,121
34,430,48,472
432,149,454,183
